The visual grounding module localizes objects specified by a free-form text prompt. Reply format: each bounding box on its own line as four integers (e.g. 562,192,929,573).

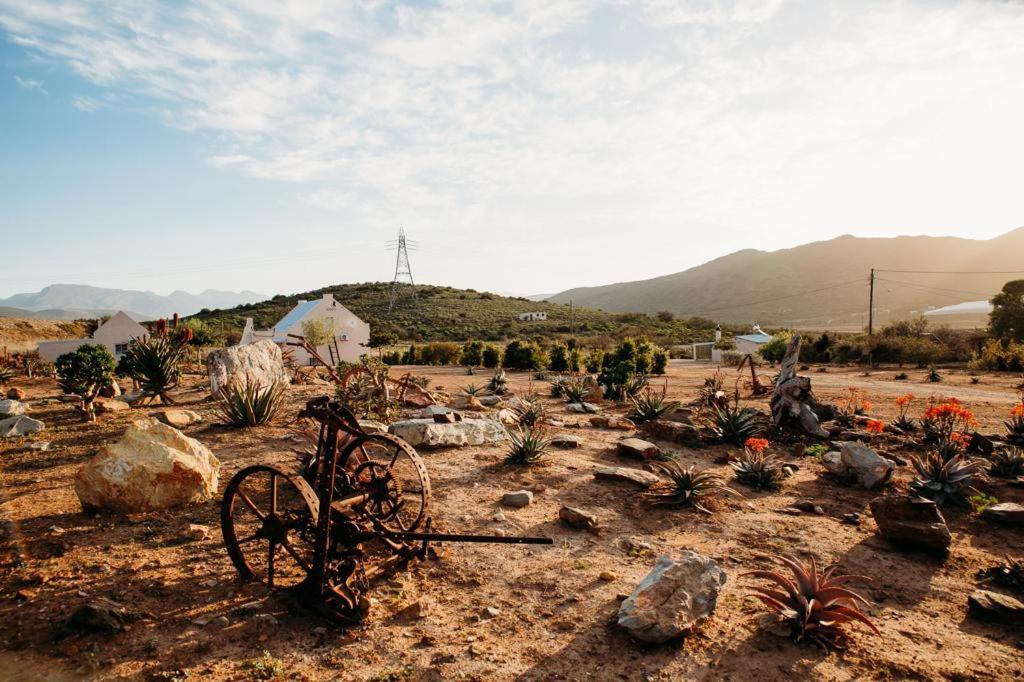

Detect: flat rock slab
567,402,601,414
389,418,507,448
617,438,660,460
95,399,131,413
501,490,534,508
590,416,636,431
982,502,1024,524
617,551,726,643
968,590,1024,625
551,434,582,449
0,399,27,418
639,419,702,444
559,506,599,531
594,466,660,488
158,409,203,427
0,415,44,438
358,420,387,434
478,395,504,407
869,495,951,554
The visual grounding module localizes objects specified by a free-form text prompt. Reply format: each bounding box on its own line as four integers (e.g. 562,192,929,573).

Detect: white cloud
3,0,1024,293
14,74,44,92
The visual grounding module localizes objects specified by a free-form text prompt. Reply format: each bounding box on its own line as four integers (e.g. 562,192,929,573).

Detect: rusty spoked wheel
221,465,319,588
349,434,431,533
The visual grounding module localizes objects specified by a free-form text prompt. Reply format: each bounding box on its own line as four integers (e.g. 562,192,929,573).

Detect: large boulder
0,415,44,438
206,340,289,397
75,419,220,513
869,495,951,554
617,551,726,643
388,418,507,448
0,399,27,418
823,441,895,488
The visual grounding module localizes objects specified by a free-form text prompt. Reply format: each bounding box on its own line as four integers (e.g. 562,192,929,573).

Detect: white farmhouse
241,293,369,366
734,324,773,356
37,311,149,362
518,311,548,321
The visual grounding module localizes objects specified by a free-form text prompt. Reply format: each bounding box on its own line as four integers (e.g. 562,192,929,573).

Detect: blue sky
3,0,1024,299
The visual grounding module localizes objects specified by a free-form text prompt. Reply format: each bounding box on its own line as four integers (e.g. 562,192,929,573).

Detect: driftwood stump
770,335,828,438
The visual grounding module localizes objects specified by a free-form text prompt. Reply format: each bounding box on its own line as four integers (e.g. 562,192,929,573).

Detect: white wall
736,338,765,356
281,294,370,365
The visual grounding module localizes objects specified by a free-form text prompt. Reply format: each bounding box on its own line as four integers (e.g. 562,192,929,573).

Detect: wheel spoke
270,472,278,516
236,532,263,545
389,446,400,467
236,489,266,521
280,538,311,572
268,541,276,587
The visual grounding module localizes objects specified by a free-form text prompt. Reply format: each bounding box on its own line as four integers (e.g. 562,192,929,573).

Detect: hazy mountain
548,228,1024,330
0,284,267,320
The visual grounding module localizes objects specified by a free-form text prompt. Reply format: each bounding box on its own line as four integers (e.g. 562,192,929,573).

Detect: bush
55,344,116,421
973,339,1024,372
548,344,569,372
482,345,502,368
567,347,585,372
503,340,547,370
651,348,669,375
461,340,484,367
419,342,462,366
585,349,604,373
759,332,792,363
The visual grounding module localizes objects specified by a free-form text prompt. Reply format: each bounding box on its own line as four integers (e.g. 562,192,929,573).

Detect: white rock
388,418,507,447
824,441,895,488
0,415,44,438
157,409,203,428
566,402,601,414
0,400,27,418
75,418,220,513
205,340,289,397
617,551,726,643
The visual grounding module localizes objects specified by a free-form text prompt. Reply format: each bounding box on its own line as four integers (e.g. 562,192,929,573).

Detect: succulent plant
1005,409,1024,447
561,377,591,404
988,448,1024,479
462,383,484,397
745,554,879,648
217,380,286,427
488,369,508,396
926,366,942,382
640,462,738,513
627,386,679,424
731,449,786,490
119,334,187,403
909,452,984,506
977,555,1024,592
505,426,550,465
707,403,766,446
512,396,546,427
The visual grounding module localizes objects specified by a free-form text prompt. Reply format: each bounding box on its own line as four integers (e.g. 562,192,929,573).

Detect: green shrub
759,332,791,363
567,347,585,372
55,344,116,421
119,334,188,404
419,342,462,366
548,344,569,372
585,349,604,373
651,348,669,375
972,339,1024,372
461,340,484,367
482,345,502,368
502,340,547,370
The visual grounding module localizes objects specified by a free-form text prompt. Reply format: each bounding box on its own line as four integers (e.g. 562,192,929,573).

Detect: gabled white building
518,311,547,321
241,293,370,366
37,311,149,362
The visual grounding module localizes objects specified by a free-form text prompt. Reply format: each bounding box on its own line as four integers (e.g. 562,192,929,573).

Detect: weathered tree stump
770,335,828,438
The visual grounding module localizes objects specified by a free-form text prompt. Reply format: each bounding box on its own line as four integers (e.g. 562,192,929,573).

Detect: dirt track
1,362,1022,680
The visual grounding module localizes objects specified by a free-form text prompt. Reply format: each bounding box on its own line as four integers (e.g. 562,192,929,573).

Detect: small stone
593,466,660,488
617,438,660,460
0,399,27,417
400,600,431,619
778,507,803,516
94,398,130,414
29,441,51,452
968,590,1024,625
213,616,230,627
566,402,601,414
842,513,861,525
357,420,387,434
481,606,500,619
599,571,619,582
185,524,210,541
792,500,824,515
559,506,599,531
501,490,533,508
158,409,203,428
250,613,279,627
6,388,26,401
551,434,582,449
590,416,636,430
492,511,506,522
982,502,1024,524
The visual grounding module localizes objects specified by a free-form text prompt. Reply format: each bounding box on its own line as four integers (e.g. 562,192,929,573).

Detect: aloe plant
217,380,286,427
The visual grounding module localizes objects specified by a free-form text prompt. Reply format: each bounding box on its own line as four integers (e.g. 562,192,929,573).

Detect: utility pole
868,268,875,337
570,299,574,337
387,227,418,313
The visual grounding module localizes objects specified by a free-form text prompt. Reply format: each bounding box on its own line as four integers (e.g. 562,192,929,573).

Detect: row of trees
380,337,669,375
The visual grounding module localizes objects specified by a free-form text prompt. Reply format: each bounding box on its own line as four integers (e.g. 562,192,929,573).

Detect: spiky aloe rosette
640,462,739,513
909,452,984,506
730,448,786,490
745,555,879,648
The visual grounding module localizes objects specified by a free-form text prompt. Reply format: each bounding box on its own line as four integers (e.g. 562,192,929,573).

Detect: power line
874,277,993,299
875,269,1024,275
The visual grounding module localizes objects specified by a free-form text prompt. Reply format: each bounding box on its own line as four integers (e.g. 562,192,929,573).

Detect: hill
189,282,720,345
548,228,1024,329
0,318,90,353
0,284,267,320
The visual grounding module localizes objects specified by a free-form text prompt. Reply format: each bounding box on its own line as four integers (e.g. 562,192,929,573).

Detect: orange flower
1011,404,1024,418
950,432,972,447
865,419,885,434
860,400,873,413
895,394,914,407
744,437,769,455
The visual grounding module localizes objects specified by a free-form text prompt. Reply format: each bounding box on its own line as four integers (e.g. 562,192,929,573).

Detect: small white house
518,311,547,321
735,324,773,356
241,293,370,366
37,311,149,362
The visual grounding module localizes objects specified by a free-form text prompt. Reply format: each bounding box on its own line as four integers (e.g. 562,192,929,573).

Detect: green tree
759,332,792,363
301,318,333,347
549,344,569,372
482,345,502,368
990,279,1024,342
365,330,398,357
55,344,115,422
502,339,547,370
461,340,485,367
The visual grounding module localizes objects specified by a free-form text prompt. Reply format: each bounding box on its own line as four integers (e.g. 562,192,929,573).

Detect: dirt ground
1,361,1023,681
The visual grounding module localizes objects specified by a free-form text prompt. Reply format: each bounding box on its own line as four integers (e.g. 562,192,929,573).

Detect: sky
2,0,1024,299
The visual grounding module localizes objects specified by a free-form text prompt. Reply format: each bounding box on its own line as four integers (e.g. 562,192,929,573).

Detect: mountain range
548,228,1024,330
0,284,267,320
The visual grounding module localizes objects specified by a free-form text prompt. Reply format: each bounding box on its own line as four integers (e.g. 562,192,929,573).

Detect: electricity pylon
387,227,418,312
